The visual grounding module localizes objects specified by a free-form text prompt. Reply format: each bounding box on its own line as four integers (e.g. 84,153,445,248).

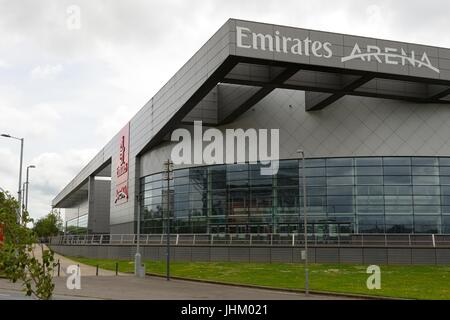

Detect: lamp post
297,149,309,296
24,165,36,212
134,193,143,277
162,159,174,281
1,134,24,223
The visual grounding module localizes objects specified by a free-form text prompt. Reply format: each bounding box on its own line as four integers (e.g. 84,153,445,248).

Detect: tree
33,210,63,239
0,190,56,300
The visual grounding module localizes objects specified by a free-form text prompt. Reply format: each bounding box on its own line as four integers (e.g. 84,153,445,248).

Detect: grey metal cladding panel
339,248,363,264
174,247,192,261
228,247,250,262
249,247,271,263
315,247,339,263
210,247,229,262
363,248,387,265
143,246,162,260
271,247,293,263
309,31,344,68
235,20,275,60
343,36,379,72
191,247,210,262
411,248,436,265
387,248,412,265
436,249,450,265
375,39,411,76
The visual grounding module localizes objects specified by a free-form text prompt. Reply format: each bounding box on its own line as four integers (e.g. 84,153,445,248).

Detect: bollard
57,260,60,277
96,264,99,276
115,262,118,276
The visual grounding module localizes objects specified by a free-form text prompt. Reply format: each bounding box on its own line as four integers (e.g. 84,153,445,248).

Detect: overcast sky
1,0,450,222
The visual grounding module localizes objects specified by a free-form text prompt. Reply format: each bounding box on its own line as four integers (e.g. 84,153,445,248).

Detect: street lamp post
163,159,174,281
24,165,36,212
297,149,309,296
1,134,24,223
134,193,143,277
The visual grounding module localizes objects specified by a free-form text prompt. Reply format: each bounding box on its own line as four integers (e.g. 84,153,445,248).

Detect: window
140,156,450,235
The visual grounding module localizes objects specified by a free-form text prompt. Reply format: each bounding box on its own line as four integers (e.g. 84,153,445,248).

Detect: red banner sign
115,123,130,205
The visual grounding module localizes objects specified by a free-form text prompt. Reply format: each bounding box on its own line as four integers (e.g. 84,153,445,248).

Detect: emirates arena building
53,19,450,240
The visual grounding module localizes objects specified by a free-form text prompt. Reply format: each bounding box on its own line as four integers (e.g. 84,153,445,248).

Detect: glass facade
140,157,450,235
65,214,88,234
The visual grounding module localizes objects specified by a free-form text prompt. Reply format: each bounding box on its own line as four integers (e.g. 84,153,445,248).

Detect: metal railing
49,233,450,248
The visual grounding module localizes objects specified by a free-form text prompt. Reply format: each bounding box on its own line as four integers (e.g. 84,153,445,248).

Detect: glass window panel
305,159,325,168
355,166,383,176
384,185,412,195
174,169,189,178
385,195,412,206
250,178,272,187
440,176,450,185
327,186,353,196
327,176,354,185
228,179,249,188
308,196,327,206
150,180,163,190
307,176,326,186
277,168,299,186
228,163,248,172
414,205,440,214
174,184,189,194
228,170,248,181
328,205,354,214
413,195,440,206
174,176,189,186
439,167,450,176
385,215,413,233
442,186,450,195
326,167,353,176
384,175,411,185
414,216,441,233
327,196,353,206
357,185,383,195
305,167,326,176
326,158,353,166
413,185,440,195
385,205,413,214
384,166,411,175
356,196,384,205
383,157,411,166
357,216,385,233
439,158,450,166
412,176,439,185
209,166,226,182
412,166,439,176
356,176,383,185
442,196,450,207
355,157,382,166
357,205,384,214
280,159,299,168
442,217,450,233
412,157,438,166
306,186,326,196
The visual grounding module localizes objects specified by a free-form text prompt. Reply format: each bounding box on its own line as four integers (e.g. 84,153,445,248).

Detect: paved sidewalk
33,244,128,277
0,275,355,300
0,247,358,300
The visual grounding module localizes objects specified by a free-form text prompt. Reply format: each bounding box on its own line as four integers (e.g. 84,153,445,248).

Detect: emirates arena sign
342,43,439,73
235,22,444,76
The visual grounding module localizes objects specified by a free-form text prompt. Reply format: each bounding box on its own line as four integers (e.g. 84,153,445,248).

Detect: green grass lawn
68,256,450,300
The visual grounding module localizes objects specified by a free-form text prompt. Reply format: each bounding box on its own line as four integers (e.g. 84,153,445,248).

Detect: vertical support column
87,175,96,234
134,157,142,235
